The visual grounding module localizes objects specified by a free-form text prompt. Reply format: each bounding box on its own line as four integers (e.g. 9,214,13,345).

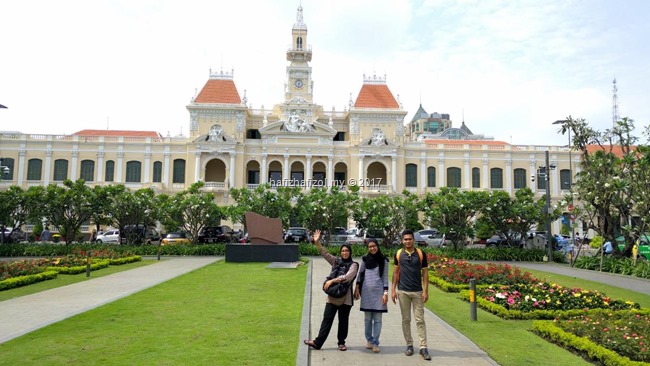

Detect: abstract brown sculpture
245,211,284,244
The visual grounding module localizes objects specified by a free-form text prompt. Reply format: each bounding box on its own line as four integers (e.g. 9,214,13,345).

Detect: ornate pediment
259,120,337,137
359,128,399,147
192,124,237,147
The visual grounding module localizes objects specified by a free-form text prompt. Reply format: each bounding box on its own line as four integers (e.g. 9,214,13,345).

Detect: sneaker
365,342,372,349
405,345,414,356
372,345,380,353
420,348,432,361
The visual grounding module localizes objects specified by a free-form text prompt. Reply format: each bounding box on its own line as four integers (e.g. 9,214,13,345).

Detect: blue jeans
364,311,383,346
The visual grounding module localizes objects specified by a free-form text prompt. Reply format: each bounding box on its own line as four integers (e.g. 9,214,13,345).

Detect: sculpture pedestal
225,244,299,263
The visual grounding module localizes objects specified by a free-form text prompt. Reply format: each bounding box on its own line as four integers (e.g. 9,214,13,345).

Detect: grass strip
0,260,154,302
0,261,307,366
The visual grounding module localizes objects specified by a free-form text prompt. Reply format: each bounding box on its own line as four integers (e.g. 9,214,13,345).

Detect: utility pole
545,150,553,261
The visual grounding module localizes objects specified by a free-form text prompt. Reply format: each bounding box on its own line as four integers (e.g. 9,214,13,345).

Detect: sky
1,0,649,146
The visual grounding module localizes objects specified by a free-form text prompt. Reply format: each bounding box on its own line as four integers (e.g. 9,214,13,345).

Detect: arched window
105,160,115,182
80,160,95,182
27,159,42,181
153,161,162,183
126,161,142,183
427,167,436,187
490,168,503,189
560,169,571,190
472,167,480,188
173,159,186,183
405,164,417,187
53,159,68,181
296,36,303,50
447,167,461,187
514,168,527,189
0,157,15,180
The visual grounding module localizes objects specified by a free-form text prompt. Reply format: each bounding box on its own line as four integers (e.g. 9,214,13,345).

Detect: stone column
115,151,124,183
143,152,151,183
17,150,26,185
505,159,512,193
70,150,79,180
96,151,104,182
261,154,268,184
305,155,312,190
163,151,171,187
43,149,52,185
194,151,202,182
230,152,236,188
392,156,397,192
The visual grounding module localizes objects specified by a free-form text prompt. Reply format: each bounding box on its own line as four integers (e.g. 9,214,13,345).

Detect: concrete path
303,257,498,366
0,256,220,344
499,261,650,295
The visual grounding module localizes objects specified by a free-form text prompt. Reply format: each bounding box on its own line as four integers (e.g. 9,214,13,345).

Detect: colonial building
0,5,577,234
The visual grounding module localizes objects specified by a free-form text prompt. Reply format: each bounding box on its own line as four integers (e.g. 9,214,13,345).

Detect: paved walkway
0,256,220,344
303,257,498,366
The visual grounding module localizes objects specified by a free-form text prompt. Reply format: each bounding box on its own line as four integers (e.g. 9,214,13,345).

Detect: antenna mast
612,79,619,128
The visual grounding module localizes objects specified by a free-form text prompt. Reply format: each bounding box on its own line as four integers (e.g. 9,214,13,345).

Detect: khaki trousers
397,290,428,349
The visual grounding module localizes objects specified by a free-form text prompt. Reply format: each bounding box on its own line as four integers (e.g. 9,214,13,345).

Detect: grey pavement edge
0,256,220,344
303,257,498,366
496,261,650,295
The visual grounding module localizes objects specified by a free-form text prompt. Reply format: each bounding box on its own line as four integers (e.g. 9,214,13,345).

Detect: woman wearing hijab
354,238,389,353
304,229,359,351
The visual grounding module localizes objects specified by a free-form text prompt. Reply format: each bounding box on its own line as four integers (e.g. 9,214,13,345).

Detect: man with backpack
391,229,431,361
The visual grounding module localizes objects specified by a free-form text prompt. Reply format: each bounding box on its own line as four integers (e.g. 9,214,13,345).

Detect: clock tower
285,5,313,103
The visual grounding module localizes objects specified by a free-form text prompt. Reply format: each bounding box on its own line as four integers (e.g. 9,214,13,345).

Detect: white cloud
0,0,648,145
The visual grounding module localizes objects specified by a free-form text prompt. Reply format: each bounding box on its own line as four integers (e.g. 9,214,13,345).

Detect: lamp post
553,119,575,260
544,151,553,261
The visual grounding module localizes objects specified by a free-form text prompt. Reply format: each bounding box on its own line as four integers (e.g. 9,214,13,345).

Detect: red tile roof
194,79,242,104
354,84,399,108
585,144,630,158
73,130,162,138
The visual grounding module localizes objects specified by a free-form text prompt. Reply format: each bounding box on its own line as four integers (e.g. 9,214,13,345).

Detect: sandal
303,340,320,350
338,344,347,351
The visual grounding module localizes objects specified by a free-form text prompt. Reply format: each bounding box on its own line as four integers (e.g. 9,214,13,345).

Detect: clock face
294,79,303,88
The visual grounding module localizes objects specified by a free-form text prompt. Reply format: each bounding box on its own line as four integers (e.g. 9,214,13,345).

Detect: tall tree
295,186,358,237
228,184,302,229
556,116,648,256
42,179,95,244
421,187,487,250
158,182,223,243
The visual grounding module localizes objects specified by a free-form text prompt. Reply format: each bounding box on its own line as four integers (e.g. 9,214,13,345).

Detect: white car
95,230,120,244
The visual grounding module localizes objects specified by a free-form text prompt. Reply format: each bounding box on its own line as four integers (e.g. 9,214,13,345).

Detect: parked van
120,225,161,245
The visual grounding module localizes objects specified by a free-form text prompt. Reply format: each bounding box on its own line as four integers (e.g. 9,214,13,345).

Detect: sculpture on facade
281,110,315,133
206,124,225,142
370,128,387,145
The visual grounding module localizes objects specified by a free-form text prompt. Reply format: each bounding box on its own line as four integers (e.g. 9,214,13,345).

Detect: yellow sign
469,290,475,302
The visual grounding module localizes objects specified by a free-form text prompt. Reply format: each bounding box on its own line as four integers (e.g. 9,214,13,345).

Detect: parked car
95,230,120,244
284,227,309,243
160,232,191,245
486,233,524,248
198,225,237,243
415,229,437,247
120,225,161,245
426,232,452,248
326,227,348,244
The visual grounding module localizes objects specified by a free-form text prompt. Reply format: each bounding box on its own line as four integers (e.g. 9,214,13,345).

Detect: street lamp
536,151,556,261
553,119,575,258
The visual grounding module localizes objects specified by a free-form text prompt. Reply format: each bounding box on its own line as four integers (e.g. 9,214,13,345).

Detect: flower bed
533,309,650,364
461,282,641,319
0,258,50,281
427,253,538,292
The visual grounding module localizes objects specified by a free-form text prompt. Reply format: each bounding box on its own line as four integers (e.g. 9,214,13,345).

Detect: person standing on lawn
391,229,432,361
304,229,358,351
354,238,389,353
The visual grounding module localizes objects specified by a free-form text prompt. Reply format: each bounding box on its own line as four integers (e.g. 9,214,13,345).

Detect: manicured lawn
0,259,155,301
0,261,306,366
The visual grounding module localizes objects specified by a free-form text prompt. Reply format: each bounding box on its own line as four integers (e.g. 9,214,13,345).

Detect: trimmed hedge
0,270,59,291
533,318,649,365
46,259,111,274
